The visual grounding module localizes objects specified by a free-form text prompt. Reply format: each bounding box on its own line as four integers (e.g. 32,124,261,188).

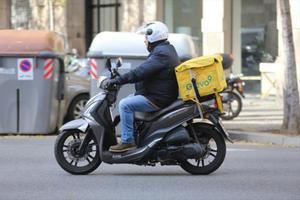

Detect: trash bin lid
168,33,198,60
88,32,197,59
0,30,64,55
88,32,148,58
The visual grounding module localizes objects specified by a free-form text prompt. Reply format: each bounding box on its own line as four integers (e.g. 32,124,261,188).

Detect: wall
121,0,156,32
0,0,11,29
66,0,86,55
10,0,66,33
3,0,157,55
201,0,232,55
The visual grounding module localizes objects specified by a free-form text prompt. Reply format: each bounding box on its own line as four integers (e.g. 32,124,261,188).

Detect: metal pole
115,0,119,31
97,0,100,33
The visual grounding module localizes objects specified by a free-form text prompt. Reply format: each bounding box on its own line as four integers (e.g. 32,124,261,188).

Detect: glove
105,78,121,90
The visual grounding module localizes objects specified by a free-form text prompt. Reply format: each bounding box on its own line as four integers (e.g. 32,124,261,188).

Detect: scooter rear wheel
54,130,101,175
180,123,226,175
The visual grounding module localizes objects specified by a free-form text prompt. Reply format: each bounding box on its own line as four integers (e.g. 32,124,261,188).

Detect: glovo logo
186,75,213,90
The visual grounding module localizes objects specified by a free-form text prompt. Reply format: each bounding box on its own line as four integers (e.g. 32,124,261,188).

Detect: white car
64,58,90,121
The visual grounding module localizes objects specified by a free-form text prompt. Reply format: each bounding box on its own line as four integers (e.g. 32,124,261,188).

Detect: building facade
1,0,300,93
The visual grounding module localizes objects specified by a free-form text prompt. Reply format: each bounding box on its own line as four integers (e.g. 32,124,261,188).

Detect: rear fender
191,118,233,143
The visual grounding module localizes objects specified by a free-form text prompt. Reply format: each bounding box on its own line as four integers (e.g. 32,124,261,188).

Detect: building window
241,0,277,77
86,0,121,48
164,0,202,55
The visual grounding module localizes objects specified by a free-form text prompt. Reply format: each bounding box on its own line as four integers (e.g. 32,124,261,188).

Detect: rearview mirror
116,57,123,68
66,64,79,73
105,58,112,71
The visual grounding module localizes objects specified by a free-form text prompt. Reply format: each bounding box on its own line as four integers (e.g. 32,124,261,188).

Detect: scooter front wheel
54,130,101,175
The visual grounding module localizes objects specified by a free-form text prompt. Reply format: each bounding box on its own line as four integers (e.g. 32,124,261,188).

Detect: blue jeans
119,95,159,144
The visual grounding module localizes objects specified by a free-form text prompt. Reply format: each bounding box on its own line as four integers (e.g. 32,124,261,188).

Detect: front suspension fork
77,129,93,156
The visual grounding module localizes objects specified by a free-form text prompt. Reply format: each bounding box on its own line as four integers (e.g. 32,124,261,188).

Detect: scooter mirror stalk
116,57,123,68
105,58,112,72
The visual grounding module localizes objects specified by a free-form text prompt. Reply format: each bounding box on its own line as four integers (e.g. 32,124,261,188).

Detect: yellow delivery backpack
175,54,227,106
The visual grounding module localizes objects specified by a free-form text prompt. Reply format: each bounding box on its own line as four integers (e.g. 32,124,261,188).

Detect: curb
228,130,300,147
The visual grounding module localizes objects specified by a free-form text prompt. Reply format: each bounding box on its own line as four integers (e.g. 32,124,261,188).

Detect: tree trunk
279,0,300,134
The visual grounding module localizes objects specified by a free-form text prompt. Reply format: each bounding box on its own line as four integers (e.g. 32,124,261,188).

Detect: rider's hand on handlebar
105,78,120,90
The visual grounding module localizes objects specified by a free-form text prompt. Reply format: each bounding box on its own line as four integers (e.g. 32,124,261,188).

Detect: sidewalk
223,94,300,147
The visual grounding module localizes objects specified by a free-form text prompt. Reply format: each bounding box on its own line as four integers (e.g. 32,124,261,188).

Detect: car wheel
66,94,89,121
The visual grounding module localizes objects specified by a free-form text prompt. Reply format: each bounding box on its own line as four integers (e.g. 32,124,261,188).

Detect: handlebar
106,83,120,91
98,78,120,91
112,68,121,78
105,57,122,79
226,74,244,83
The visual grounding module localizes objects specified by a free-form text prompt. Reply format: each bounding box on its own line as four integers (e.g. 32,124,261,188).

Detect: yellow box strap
189,69,204,119
215,92,223,113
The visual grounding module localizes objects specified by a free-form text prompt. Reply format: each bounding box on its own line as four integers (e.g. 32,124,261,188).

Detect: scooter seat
135,99,185,122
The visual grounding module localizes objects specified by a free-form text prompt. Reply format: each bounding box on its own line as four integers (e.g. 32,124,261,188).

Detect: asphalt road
0,136,299,200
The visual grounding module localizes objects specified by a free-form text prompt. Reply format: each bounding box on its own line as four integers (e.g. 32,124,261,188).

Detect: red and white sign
89,59,98,79
18,58,34,80
43,59,54,79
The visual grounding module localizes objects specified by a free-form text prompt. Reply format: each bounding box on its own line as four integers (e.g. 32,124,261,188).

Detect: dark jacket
117,40,180,108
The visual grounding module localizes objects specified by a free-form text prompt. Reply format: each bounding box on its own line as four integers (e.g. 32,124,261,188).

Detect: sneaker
109,143,137,153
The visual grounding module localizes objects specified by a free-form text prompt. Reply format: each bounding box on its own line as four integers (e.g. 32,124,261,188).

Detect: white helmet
137,21,169,43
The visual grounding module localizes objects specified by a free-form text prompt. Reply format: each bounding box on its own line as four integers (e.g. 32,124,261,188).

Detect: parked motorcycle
54,58,232,175
220,74,245,120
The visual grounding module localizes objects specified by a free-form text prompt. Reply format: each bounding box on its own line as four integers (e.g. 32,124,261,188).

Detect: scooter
220,74,245,120
226,73,245,98
54,58,232,175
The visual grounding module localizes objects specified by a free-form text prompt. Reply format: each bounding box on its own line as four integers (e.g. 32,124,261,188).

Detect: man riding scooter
105,21,180,152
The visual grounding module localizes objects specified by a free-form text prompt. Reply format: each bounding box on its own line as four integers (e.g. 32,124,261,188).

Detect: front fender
59,118,104,148
59,118,89,133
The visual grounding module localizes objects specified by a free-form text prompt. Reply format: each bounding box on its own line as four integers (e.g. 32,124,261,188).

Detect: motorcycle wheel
54,130,101,175
220,91,242,120
65,94,89,122
181,123,226,175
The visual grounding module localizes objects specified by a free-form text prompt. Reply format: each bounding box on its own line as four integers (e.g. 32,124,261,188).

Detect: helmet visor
136,23,154,35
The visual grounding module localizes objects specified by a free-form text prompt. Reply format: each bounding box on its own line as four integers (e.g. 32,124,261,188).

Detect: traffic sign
18,58,34,80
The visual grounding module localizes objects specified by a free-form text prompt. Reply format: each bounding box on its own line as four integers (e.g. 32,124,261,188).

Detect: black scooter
54,58,232,175
220,74,245,120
